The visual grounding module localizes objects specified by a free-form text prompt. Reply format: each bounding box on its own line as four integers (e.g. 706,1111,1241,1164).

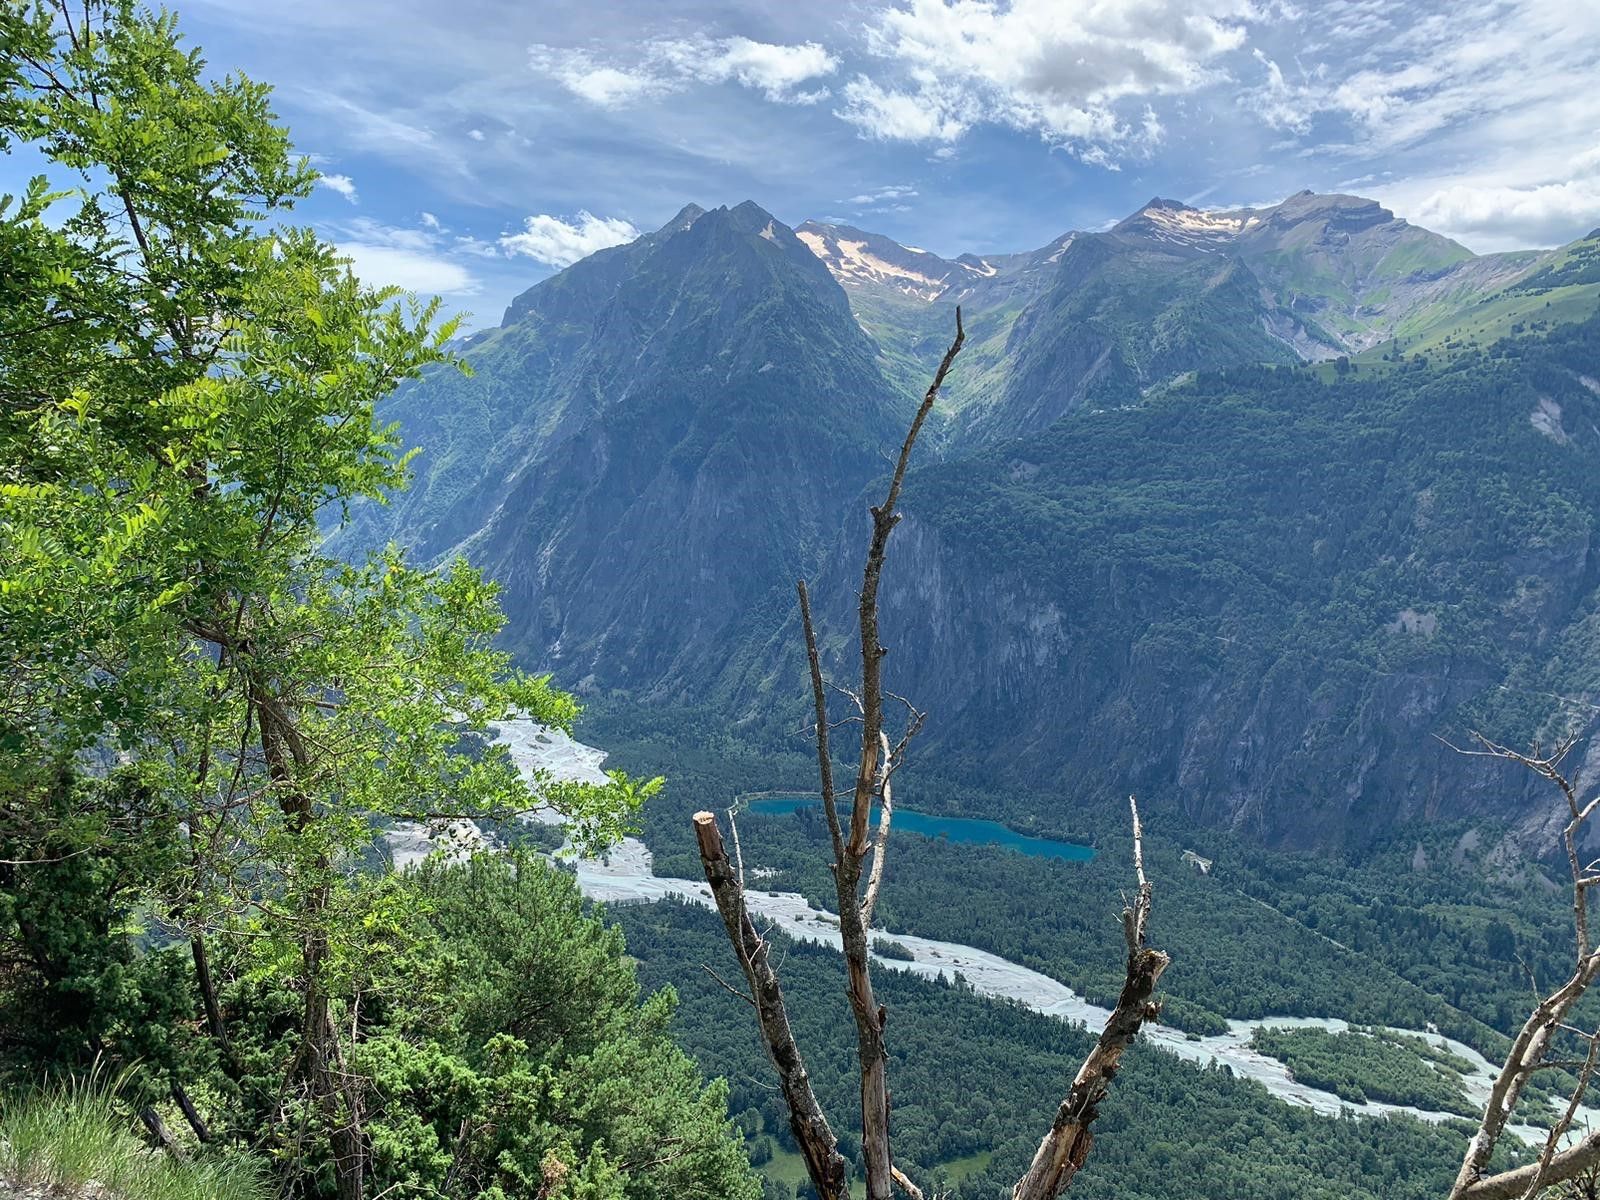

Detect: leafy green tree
331,855,760,1200
0,3,654,1194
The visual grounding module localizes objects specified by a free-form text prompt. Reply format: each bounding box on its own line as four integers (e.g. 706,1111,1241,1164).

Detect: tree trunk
694,812,850,1200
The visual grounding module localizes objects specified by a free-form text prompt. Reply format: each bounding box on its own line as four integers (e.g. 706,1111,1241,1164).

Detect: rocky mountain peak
794,219,986,301
1110,197,1251,251
658,202,707,234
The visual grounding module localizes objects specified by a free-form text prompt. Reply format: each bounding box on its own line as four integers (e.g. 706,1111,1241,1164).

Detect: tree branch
1449,735,1600,1200
862,732,895,930
1011,797,1168,1200
692,812,849,1199
799,580,846,866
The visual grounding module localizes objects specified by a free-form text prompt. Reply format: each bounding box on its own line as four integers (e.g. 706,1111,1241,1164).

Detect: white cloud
1236,0,1600,248
837,0,1253,161
845,184,918,205
468,128,486,141
341,242,479,294
838,78,968,142
528,36,837,108
1411,180,1600,246
419,211,442,231
660,36,837,103
1240,2,1600,157
1246,49,1313,134
332,216,480,295
527,46,667,106
318,172,359,203
499,211,641,268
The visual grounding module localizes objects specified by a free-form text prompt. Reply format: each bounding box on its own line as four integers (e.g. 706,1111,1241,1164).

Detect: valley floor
393,721,1586,1139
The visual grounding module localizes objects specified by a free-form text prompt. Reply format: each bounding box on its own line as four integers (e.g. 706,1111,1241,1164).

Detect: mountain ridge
340,188,1600,852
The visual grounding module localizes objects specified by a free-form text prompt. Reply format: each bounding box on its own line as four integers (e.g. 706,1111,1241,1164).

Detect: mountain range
338,191,1600,852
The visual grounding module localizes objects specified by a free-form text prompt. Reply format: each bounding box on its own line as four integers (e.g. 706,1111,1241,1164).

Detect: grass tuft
0,1071,265,1200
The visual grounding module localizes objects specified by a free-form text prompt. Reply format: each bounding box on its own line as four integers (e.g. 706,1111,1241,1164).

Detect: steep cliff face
340,201,907,693
866,516,1592,850
801,320,1600,850
345,189,1600,851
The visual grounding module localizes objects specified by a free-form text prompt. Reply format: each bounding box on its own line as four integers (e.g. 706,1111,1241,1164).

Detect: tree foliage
0,3,665,1195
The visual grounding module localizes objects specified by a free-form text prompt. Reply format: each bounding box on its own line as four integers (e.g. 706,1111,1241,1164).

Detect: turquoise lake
745,795,1095,862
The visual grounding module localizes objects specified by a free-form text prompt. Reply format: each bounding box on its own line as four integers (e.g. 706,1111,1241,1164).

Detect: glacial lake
745,794,1095,862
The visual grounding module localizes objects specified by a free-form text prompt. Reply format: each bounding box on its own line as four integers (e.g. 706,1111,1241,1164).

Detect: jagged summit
1111,197,1252,250
658,202,706,233
794,219,989,301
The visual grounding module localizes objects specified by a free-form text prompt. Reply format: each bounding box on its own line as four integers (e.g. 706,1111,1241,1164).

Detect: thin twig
702,963,757,1009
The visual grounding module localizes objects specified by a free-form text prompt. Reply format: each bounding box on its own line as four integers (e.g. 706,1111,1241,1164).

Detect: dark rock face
339,202,906,695
862,515,1587,851
825,332,1600,852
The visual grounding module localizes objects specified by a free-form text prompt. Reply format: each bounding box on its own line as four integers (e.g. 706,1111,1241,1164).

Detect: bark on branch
1012,797,1169,1200
693,811,850,1199
1446,735,1600,1200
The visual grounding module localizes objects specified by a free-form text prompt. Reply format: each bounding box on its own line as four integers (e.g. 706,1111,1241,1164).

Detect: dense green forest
614,900,1525,1200
1247,1028,1477,1116
595,711,1595,1057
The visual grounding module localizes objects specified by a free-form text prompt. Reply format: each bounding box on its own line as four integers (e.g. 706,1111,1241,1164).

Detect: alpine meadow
5,3,1600,1200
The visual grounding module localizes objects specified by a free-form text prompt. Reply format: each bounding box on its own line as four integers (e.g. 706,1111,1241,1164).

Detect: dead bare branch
701,963,757,1009
799,579,846,867
862,731,895,929
1448,734,1600,1200
1521,1032,1600,1200
692,811,849,1198
1011,797,1168,1200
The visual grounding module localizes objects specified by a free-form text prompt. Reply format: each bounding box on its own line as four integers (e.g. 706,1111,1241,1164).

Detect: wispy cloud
845,184,918,205
1233,0,1600,249
528,35,838,109
332,216,480,295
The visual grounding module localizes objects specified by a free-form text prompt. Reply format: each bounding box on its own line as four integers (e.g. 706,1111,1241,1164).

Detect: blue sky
86,1,1600,328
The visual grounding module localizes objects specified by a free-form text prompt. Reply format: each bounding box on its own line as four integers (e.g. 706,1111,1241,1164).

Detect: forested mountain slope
339,201,908,692
803,317,1600,849
801,192,1576,446
357,194,1600,850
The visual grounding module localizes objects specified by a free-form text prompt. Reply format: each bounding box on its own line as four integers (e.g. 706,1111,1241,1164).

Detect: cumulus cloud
527,46,666,106
318,172,359,203
836,0,1252,161
663,36,837,103
1410,179,1600,248
499,211,641,268
528,36,837,108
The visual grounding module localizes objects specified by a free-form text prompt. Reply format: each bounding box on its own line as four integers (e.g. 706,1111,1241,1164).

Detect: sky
62,0,1600,329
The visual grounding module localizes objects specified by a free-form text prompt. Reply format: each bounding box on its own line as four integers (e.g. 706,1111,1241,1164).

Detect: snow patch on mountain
796,221,987,301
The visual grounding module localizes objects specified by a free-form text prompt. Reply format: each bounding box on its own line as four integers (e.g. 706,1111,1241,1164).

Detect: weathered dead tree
692,309,1169,1200
1445,735,1600,1200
